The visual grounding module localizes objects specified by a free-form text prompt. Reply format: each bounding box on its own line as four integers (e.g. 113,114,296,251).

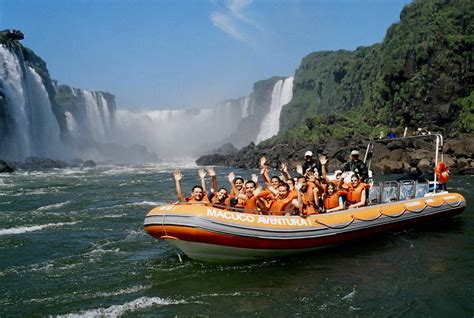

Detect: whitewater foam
0,221,80,236
36,201,71,211
56,296,187,317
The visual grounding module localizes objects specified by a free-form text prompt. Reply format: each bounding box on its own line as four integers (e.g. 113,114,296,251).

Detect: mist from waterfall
255,77,294,144
0,45,62,160
113,99,247,158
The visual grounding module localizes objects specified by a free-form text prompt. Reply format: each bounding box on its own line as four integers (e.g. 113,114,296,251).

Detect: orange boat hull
144,192,466,262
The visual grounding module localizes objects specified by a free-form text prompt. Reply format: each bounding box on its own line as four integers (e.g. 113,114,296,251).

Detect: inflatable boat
144,134,467,262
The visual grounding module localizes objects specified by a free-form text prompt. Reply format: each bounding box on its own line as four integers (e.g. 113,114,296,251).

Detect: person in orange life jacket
293,175,319,216
342,150,369,182
228,172,245,208
280,162,298,199
173,170,209,203
236,177,262,214
202,167,230,207
257,182,296,216
205,166,218,198
434,161,449,190
344,174,370,208
211,187,231,208
322,182,347,213
259,156,281,197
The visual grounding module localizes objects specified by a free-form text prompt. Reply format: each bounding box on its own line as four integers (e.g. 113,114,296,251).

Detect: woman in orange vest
323,182,347,213
346,174,369,208
435,161,449,190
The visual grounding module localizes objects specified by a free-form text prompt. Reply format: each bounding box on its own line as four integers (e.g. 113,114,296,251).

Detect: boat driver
342,150,369,182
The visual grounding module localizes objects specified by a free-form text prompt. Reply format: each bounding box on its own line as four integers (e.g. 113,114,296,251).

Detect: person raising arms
257,182,297,216
173,170,210,203
293,175,319,217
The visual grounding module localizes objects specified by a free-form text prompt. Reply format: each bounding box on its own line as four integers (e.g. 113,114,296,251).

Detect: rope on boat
343,195,462,225
380,210,407,218
442,197,463,208
315,218,355,229
352,210,384,222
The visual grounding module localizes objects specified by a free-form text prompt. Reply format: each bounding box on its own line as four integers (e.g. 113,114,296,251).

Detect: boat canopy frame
362,133,444,194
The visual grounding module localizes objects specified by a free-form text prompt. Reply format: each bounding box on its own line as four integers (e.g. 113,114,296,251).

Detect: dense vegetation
279,0,473,144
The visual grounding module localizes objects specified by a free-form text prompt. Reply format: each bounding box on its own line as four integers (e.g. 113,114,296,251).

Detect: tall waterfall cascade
0,45,62,160
255,77,294,144
61,86,115,145
0,43,295,162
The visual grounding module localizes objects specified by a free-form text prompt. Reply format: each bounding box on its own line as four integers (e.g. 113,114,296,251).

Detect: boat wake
0,221,80,236
56,296,188,317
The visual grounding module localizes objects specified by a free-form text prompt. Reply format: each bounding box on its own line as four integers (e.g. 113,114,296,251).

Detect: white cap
304,151,313,157
350,150,360,156
335,170,342,176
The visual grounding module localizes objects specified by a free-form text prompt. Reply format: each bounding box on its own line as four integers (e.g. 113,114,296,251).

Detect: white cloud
210,0,256,43
228,0,253,22
210,12,246,41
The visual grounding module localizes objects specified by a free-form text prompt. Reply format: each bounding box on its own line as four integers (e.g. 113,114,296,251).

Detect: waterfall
62,87,115,145
0,45,61,160
255,76,294,144
241,96,251,118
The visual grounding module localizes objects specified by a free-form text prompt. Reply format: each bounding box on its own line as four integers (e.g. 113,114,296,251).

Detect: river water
0,163,472,317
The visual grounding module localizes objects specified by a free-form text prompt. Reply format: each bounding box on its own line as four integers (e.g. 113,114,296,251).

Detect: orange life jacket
347,182,369,205
243,196,258,214
435,162,449,184
324,193,340,210
300,184,318,215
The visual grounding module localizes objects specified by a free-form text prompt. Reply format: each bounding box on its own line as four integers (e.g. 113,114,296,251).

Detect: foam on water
0,221,80,236
93,285,151,298
36,201,71,211
56,296,187,317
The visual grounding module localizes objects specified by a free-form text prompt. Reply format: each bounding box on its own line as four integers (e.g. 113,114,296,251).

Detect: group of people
173,150,371,217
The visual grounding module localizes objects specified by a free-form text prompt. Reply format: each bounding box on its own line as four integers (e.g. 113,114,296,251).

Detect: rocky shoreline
196,135,474,176
0,157,97,173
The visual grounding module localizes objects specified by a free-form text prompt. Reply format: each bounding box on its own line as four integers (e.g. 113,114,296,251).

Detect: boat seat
415,182,430,198
399,180,416,201
381,181,399,203
368,184,381,205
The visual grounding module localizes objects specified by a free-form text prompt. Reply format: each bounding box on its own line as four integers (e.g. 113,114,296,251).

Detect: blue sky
1,0,409,109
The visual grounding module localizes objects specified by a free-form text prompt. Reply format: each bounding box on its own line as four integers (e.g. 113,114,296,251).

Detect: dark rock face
196,136,474,175
20,157,68,169
83,160,96,168
196,154,229,166
0,29,24,41
0,160,14,173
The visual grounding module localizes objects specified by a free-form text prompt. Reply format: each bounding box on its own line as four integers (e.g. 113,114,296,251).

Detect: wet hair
327,182,337,191
296,174,306,181
245,180,256,188
192,185,204,192
351,174,361,181
270,175,281,182
234,176,244,184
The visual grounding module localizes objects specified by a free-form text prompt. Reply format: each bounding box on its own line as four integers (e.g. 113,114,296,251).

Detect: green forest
276,0,473,145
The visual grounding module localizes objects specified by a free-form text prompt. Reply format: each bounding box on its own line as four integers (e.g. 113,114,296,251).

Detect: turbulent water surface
1,163,473,317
